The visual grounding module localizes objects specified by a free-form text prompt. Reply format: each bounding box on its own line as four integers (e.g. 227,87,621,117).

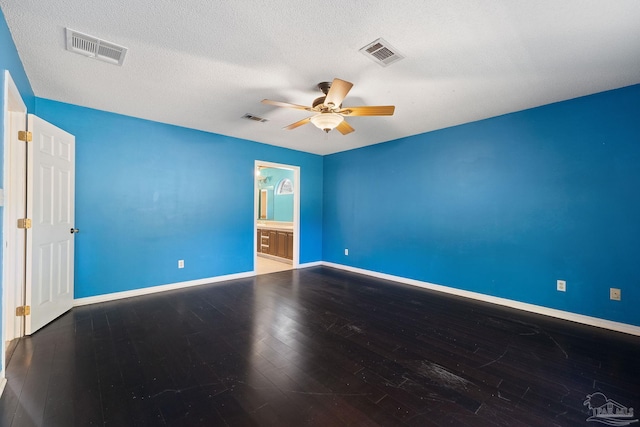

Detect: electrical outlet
178,259,184,269
557,280,566,292
344,248,349,256
610,288,621,301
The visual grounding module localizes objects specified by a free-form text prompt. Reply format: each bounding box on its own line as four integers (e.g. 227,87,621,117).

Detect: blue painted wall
323,85,640,327
34,99,323,299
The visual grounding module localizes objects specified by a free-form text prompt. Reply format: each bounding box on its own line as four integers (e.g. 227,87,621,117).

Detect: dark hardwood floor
1,266,638,426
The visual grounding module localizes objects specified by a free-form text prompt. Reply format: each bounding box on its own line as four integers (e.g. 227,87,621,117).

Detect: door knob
70,228,80,234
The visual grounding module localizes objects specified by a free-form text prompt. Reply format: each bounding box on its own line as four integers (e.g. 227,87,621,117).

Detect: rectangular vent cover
65,28,127,66
242,113,268,123
359,38,404,67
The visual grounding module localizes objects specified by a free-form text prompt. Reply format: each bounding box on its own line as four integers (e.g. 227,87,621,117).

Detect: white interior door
25,114,76,335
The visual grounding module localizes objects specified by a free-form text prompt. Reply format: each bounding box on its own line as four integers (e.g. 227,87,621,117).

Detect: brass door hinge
17,218,32,229
16,306,31,316
18,130,32,142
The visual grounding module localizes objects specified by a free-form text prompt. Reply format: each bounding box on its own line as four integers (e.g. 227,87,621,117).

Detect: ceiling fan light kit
310,113,344,133
261,77,395,136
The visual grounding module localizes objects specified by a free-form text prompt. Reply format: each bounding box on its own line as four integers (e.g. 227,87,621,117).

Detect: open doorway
254,160,300,275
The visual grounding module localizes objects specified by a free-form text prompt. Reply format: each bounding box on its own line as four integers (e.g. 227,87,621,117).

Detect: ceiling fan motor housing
312,96,326,109
315,82,341,110
317,81,332,95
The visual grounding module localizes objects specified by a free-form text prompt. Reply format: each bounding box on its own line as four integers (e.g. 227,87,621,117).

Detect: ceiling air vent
359,38,404,67
242,113,268,123
65,28,127,66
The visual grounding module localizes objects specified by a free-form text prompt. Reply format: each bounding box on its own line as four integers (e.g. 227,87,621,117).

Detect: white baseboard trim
321,262,640,337
297,261,323,269
72,261,322,307
73,271,256,307
0,377,6,399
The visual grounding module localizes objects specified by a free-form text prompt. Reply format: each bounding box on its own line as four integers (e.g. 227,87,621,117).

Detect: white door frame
254,160,301,270
2,71,28,385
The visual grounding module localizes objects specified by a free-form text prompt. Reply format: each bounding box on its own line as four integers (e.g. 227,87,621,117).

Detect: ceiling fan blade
338,105,395,116
262,99,312,111
324,78,353,108
336,120,355,135
283,117,312,130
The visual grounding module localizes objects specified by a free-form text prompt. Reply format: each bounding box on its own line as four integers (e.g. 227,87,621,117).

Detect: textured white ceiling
2,1,640,155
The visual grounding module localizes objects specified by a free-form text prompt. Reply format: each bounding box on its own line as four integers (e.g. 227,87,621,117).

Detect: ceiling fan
261,78,395,135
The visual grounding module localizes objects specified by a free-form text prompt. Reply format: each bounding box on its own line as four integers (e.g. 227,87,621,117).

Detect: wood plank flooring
1,266,638,426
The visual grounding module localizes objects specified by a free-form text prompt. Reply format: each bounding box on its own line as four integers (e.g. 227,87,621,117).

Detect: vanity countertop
257,221,293,231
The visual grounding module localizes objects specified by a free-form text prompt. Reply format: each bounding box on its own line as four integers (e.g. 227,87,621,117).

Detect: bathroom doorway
254,160,300,275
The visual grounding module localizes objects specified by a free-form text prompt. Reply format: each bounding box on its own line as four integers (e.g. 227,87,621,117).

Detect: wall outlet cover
557,280,566,292
610,288,621,301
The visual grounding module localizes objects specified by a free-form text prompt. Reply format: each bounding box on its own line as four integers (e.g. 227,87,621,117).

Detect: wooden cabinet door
286,233,293,260
276,231,288,258
269,231,278,255
258,228,293,260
